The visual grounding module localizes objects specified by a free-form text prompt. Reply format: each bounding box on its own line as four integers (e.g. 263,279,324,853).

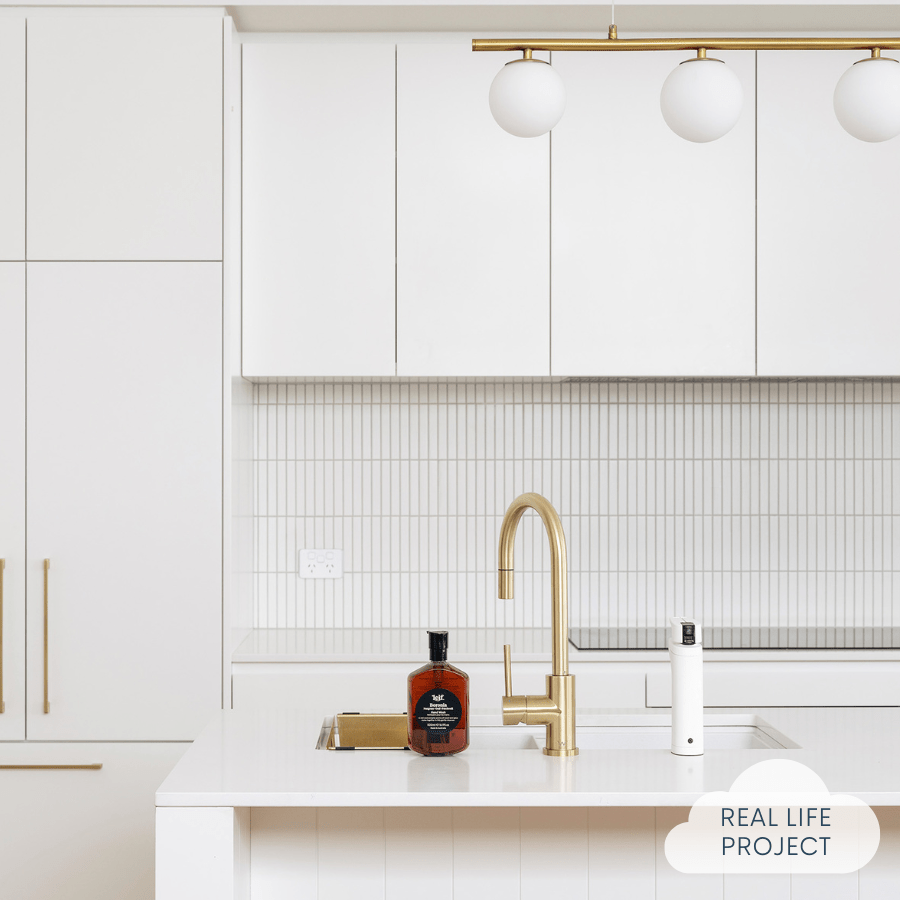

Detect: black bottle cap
428,630,449,662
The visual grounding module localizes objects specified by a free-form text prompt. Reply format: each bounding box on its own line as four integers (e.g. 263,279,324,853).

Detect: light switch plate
298,549,343,579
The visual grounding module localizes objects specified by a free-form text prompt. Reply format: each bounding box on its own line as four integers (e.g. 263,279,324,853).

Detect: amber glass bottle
407,631,469,756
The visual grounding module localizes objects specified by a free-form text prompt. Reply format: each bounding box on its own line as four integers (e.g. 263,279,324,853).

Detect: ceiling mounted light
473,33,900,144
488,50,566,138
833,49,900,142
659,50,743,143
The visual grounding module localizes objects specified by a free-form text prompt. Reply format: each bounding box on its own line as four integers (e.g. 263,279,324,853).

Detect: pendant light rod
472,37,900,53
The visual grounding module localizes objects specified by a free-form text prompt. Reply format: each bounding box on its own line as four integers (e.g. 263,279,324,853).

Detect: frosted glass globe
489,59,566,138
660,58,743,143
834,57,900,142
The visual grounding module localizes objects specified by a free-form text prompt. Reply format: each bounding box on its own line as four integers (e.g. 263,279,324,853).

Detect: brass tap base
544,747,579,757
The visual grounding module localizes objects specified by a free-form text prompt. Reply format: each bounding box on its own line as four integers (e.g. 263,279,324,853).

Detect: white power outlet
298,549,343,579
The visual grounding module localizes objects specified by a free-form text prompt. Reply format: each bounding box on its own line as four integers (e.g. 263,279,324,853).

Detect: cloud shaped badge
665,759,880,874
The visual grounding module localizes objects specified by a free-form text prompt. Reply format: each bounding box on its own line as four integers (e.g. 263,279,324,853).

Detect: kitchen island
156,706,900,899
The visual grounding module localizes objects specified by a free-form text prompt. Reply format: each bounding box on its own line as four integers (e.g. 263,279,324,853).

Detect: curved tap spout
498,492,570,678
497,492,576,756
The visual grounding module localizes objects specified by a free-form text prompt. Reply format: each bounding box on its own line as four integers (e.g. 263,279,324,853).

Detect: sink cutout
468,714,799,751
317,713,799,751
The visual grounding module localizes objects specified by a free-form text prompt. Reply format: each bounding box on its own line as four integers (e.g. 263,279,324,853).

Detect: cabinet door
0,742,188,900
26,263,222,740
397,42,550,376
242,42,395,377
758,51,900,375
0,18,24,260
551,51,756,376
27,17,222,261
0,264,25,740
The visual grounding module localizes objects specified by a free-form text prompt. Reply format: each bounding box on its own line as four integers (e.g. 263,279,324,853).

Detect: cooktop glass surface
568,626,900,650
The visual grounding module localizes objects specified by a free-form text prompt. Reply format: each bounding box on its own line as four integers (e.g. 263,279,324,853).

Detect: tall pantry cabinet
0,13,225,900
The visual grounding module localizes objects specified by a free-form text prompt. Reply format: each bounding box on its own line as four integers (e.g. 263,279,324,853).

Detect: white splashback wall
253,380,899,632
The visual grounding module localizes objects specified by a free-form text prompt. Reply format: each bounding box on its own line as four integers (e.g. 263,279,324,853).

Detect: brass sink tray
325,713,410,750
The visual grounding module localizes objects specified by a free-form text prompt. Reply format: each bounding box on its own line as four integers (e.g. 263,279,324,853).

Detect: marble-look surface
156,705,900,808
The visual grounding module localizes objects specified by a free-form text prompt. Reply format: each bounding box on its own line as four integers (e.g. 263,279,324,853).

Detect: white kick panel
253,379,900,637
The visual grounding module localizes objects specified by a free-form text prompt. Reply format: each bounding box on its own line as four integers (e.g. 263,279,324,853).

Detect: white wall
252,379,900,634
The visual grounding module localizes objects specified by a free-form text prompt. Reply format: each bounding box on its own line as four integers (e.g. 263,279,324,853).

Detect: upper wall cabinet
0,20,24,260
242,43,395,377
27,17,222,261
397,43,550,376
758,51,900,376
551,50,756,376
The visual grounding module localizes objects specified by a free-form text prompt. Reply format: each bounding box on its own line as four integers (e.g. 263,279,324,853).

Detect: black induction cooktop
568,626,900,650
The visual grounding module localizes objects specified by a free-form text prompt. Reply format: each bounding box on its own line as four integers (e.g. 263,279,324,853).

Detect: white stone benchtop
156,705,900,808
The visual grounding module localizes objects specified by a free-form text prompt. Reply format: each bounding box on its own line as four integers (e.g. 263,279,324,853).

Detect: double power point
298,549,343,579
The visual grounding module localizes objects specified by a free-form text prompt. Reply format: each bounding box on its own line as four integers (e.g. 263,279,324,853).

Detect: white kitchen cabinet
26,263,222,740
0,742,188,900
0,264,25,740
397,43,550,376
758,51,900,376
242,42,395,377
27,16,222,262
551,50,756,376
0,18,25,260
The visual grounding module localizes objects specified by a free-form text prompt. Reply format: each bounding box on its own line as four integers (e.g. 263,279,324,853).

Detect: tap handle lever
503,644,513,696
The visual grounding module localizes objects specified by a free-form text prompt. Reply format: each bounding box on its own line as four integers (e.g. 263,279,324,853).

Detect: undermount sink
469,714,799,751
317,713,799,751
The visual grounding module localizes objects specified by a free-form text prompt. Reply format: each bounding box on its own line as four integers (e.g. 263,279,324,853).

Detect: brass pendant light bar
472,37,900,53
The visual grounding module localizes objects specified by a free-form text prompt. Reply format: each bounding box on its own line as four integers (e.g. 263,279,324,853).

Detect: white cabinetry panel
551,51,755,376
758,51,900,376
26,263,222,740
249,809,317,900
242,42,395,377
0,19,24,260
0,742,188,900
318,808,386,899
452,808,521,899
656,807,724,900
27,17,222,261
385,808,453,900
521,808,589,899
397,43,550,376
0,264,25,740
588,807,655,899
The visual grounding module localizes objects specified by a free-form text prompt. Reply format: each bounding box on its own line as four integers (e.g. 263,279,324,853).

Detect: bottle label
414,689,462,736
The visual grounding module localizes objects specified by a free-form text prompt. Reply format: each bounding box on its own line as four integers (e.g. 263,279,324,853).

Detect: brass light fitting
473,36,900,54
478,27,900,143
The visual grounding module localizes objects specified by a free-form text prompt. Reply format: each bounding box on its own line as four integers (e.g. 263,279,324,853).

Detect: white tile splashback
253,380,900,635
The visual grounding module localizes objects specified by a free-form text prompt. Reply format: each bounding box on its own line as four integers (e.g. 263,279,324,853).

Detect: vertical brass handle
43,559,50,714
0,558,5,714
0,763,102,770
503,644,513,696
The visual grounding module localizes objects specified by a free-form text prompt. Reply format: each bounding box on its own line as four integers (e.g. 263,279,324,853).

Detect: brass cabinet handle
43,559,50,714
0,559,5,714
0,764,102,770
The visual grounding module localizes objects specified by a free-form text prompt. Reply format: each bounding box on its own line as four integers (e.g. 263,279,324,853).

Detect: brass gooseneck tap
498,492,577,757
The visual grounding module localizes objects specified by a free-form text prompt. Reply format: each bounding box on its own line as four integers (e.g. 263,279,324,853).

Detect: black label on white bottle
414,690,462,735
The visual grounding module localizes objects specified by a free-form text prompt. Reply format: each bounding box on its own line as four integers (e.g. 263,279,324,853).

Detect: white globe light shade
489,59,566,138
834,57,900,142
659,58,743,143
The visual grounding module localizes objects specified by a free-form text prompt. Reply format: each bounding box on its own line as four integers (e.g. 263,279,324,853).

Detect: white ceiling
227,4,900,34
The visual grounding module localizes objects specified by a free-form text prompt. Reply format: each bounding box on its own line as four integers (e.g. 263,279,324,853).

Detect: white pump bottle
668,617,703,756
